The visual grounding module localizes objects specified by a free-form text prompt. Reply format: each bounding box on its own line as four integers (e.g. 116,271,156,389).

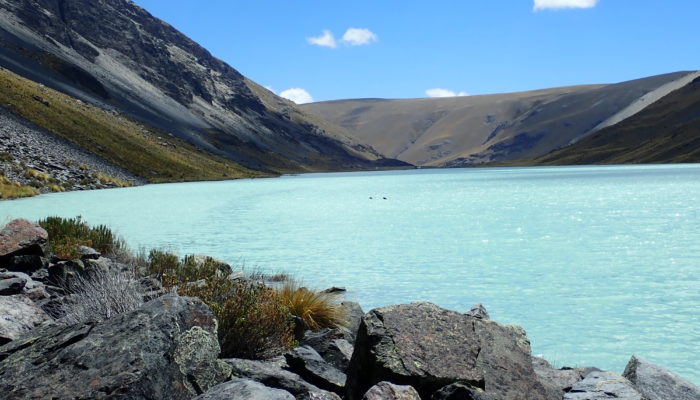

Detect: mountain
303,72,698,167
532,74,700,165
0,0,404,175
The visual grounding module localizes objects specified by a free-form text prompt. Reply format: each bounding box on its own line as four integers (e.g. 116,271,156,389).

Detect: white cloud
534,0,599,10
341,28,378,46
307,30,337,48
264,85,275,93
279,88,314,104
425,88,469,98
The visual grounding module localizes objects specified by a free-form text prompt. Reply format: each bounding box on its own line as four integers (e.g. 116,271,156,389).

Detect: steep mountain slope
532,75,700,165
303,72,695,167
0,0,401,174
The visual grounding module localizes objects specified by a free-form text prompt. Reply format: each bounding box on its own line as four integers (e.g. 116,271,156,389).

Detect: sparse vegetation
37,217,346,359
0,174,40,199
0,67,268,183
94,172,133,188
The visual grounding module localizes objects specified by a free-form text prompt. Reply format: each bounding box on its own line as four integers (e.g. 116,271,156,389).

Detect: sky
133,0,700,104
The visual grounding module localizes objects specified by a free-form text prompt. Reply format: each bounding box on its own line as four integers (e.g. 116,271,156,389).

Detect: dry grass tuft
277,281,347,331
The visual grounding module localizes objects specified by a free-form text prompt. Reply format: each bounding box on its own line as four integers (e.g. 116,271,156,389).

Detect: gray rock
0,277,27,295
0,294,228,399
363,381,421,399
76,245,101,260
339,301,363,343
0,294,49,345
301,328,355,372
432,382,497,400
194,377,295,400
466,303,490,320
622,355,700,400
345,302,549,400
532,357,598,399
0,219,47,259
286,345,347,394
564,371,647,400
225,357,341,399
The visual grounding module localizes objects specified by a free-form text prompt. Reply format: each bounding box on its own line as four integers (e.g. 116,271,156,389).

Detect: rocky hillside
2,218,700,399
0,0,402,175
303,72,699,167
532,75,700,165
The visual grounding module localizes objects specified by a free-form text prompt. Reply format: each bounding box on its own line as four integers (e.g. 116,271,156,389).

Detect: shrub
147,251,295,359
57,266,145,325
38,216,126,259
277,281,347,332
180,278,294,359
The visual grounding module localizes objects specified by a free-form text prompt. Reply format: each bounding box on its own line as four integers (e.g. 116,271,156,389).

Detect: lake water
2,164,699,384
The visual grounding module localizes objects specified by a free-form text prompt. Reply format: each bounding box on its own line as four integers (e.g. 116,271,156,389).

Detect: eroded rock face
345,302,550,400
563,371,646,400
362,381,421,400
0,219,47,260
622,356,700,400
0,294,228,399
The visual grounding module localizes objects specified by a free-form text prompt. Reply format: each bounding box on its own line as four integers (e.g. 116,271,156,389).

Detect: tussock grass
0,67,268,183
0,175,40,199
57,267,145,324
277,281,347,331
94,172,133,187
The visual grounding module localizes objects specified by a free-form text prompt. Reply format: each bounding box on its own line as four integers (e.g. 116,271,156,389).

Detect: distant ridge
532,73,700,165
303,72,696,167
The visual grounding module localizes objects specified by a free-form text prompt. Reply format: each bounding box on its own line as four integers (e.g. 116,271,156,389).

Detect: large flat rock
0,294,49,345
563,371,646,400
345,302,550,400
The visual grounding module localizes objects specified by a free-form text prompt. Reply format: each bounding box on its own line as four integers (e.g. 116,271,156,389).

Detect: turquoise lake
2,164,699,384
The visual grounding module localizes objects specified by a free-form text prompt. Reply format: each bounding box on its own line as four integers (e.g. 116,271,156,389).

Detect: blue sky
133,0,699,103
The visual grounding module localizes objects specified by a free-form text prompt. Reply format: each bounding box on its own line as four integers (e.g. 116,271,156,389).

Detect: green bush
146,251,294,359
38,216,126,259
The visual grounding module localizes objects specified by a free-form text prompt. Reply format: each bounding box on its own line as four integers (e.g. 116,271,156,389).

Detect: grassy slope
532,77,700,165
0,66,267,183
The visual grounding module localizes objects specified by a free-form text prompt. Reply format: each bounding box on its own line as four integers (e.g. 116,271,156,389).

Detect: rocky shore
1,218,699,400
0,107,144,194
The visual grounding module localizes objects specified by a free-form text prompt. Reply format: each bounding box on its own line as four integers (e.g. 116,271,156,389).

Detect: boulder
194,377,295,400
321,286,347,294
339,301,363,343
363,381,421,400
432,382,497,400
76,245,101,260
563,371,646,400
0,294,50,345
285,345,347,394
224,357,341,399
0,276,26,295
301,328,355,372
622,356,700,400
0,294,229,399
532,357,598,399
345,302,550,400
3,254,48,273
0,219,48,260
